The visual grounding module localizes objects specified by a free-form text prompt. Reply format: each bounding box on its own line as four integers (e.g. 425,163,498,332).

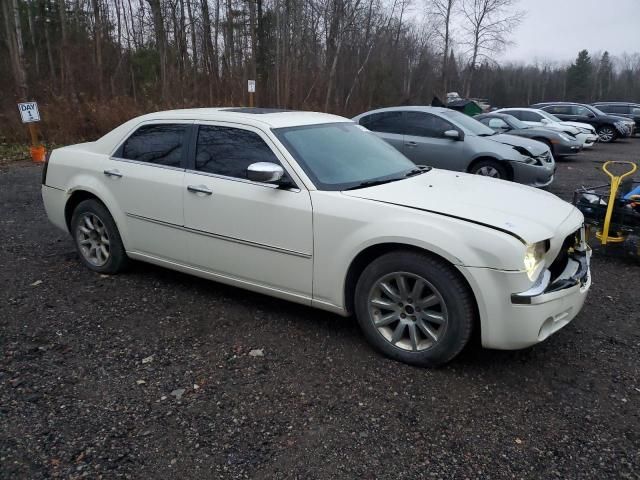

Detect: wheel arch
343,243,480,341
467,156,513,180
64,190,105,231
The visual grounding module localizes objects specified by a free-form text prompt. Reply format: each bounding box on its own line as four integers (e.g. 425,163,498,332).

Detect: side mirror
587,113,595,118
247,162,284,183
444,129,461,140
540,118,551,124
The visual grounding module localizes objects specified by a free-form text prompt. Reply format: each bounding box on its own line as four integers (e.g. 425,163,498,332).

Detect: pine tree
596,51,612,100
566,50,593,102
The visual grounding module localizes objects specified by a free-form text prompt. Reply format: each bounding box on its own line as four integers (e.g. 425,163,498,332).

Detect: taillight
41,150,51,185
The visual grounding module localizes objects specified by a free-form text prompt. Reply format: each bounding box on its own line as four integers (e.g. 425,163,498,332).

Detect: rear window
120,124,188,168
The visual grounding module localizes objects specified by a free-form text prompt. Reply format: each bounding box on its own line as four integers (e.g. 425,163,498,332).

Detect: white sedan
41,108,591,366
495,108,599,148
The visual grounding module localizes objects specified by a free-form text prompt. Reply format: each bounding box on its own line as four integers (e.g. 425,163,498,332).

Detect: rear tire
354,251,475,367
70,199,128,274
469,159,508,180
597,125,617,143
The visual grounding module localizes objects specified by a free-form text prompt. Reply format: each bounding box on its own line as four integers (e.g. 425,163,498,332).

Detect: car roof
496,107,543,112
531,102,591,106
476,112,509,118
592,101,640,106
92,107,351,155
135,107,350,129
353,106,452,118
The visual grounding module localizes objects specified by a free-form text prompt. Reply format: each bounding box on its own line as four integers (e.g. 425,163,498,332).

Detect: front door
402,111,466,171
183,123,313,300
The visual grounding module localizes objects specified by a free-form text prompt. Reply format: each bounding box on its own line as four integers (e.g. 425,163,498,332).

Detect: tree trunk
2,0,29,99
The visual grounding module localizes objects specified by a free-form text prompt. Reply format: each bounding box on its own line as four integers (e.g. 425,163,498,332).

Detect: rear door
182,122,313,299
106,121,191,262
358,111,406,152
402,111,466,170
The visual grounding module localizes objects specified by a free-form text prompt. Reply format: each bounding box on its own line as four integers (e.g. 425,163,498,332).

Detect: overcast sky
498,0,640,64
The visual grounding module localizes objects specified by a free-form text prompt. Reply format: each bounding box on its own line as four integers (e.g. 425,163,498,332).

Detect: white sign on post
247,80,256,93
18,102,40,123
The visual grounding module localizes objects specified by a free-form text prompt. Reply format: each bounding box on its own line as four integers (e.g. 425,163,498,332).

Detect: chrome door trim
126,213,312,259
184,168,301,192
108,156,186,172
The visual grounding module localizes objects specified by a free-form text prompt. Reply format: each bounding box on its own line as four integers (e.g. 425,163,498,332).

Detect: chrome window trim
184,168,300,192
108,156,185,172
126,213,311,258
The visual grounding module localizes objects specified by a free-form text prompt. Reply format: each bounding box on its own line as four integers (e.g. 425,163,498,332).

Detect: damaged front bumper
511,248,591,305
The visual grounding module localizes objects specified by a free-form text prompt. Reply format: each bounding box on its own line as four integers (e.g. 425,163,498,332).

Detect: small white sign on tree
247,80,256,93
18,102,40,123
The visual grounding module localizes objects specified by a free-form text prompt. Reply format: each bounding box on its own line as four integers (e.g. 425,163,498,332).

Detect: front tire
597,125,617,143
354,251,475,367
70,199,128,274
469,159,508,180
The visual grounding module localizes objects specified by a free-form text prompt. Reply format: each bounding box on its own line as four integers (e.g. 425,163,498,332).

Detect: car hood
486,133,548,156
342,169,575,243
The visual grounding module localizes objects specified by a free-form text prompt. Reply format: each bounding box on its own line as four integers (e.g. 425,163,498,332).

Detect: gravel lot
1,138,639,479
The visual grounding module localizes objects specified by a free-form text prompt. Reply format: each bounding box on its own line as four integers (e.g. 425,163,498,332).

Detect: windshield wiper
343,177,404,190
404,165,432,177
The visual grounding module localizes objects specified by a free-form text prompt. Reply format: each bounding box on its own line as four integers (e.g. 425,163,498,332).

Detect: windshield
502,114,528,129
273,122,419,191
439,110,495,136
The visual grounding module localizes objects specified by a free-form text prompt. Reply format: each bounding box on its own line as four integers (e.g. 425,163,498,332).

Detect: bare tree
1,0,28,99
428,0,456,97
460,0,524,96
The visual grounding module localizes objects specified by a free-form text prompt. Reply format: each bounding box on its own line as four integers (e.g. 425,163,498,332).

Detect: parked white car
495,108,598,148
41,108,591,366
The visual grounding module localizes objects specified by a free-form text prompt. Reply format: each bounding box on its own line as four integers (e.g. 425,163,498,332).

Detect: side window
195,125,281,180
573,106,592,116
359,111,405,134
518,111,541,122
404,112,453,137
631,107,640,116
544,105,571,115
120,124,188,167
607,105,630,114
507,110,524,120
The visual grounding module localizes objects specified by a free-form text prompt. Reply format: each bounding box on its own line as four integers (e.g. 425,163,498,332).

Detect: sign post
17,102,45,163
247,80,256,107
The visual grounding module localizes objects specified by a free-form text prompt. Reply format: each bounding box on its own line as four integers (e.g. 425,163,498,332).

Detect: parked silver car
353,106,555,187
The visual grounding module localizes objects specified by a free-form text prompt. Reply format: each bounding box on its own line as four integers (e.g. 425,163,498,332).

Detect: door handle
103,169,123,178
187,185,213,195
405,141,417,147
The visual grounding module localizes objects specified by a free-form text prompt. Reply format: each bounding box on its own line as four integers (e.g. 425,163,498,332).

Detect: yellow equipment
595,161,638,245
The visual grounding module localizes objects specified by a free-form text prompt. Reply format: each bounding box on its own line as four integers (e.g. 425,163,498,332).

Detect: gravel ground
1,138,639,479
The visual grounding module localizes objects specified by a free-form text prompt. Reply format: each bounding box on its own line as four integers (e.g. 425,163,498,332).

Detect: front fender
311,192,525,311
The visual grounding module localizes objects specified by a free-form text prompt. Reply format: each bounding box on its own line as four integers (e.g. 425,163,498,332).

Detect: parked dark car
592,102,640,132
475,112,582,157
530,102,635,143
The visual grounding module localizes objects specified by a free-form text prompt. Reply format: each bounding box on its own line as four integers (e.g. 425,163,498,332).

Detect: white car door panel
106,121,192,262
183,123,313,298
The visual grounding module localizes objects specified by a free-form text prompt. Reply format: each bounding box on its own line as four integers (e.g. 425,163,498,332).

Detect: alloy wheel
476,165,501,178
76,213,111,266
367,272,448,352
598,127,615,142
